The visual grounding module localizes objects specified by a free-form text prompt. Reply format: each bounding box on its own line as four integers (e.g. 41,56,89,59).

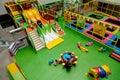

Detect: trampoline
107,27,116,32
112,38,120,48
106,35,120,50
86,13,107,20
104,18,120,26
88,14,103,20
83,27,113,43
66,21,91,32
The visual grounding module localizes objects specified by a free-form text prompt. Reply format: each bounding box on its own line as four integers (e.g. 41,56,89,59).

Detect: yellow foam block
7,62,19,75
101,65,110,74
46,38,64,49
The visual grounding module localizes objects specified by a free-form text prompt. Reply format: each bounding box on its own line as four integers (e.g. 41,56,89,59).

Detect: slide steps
29,30,45,51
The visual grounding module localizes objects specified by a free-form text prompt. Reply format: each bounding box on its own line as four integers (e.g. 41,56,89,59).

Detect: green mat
15,27,120,80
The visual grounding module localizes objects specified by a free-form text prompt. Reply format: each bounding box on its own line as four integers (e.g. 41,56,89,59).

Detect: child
53,59,58,66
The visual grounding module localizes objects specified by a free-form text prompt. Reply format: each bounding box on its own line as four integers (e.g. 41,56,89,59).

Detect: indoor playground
3,0,120,80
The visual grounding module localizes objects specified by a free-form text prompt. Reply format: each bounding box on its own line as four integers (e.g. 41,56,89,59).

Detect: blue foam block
113,50,120,56
106,35,117,48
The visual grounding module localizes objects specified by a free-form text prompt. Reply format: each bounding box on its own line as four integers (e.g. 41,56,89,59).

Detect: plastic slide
31,8,41,21
40,24,58,44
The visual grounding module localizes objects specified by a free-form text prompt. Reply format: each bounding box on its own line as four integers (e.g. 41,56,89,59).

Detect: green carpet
15,27,120,80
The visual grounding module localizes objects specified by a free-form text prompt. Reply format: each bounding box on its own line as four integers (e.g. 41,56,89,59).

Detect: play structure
43,0,63,20
43,0,81,21
60,52,78,67
4,0,65,51
86,64,111,80
22,8,64,49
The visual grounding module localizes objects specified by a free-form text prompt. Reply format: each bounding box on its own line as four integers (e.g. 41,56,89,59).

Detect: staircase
29,29,45,51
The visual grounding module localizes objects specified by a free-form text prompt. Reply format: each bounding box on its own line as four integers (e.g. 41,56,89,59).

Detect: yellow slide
23,8,47,24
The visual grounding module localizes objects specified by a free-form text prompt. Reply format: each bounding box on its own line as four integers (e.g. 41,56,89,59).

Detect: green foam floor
15,27,120,80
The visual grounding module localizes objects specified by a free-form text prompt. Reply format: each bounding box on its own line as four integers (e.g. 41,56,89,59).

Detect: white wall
0,0,10,15
0,0,59,15
0,0,119,15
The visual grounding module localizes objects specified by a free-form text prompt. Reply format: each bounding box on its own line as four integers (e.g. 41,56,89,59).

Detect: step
35,45,44,51
30,33,38,37
36,46,44,51
31,37,40,41
29,31,37,35
29,31,36,35
30,35,39,39
34,41,43,45
30,34,40,39
35,42,44,46
31,36,40,40
32,37,41,41
29,32,38,36
34,42,43,46
35,43,44,48
32,37,42,41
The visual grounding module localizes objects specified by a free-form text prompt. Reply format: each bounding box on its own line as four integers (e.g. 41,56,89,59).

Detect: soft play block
111,52,120,59
12,71,26,80
110,52,120,62
46,37,64,49
7,63,19,75
113,50,120,56
110,53,120,62
7,62,26,80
